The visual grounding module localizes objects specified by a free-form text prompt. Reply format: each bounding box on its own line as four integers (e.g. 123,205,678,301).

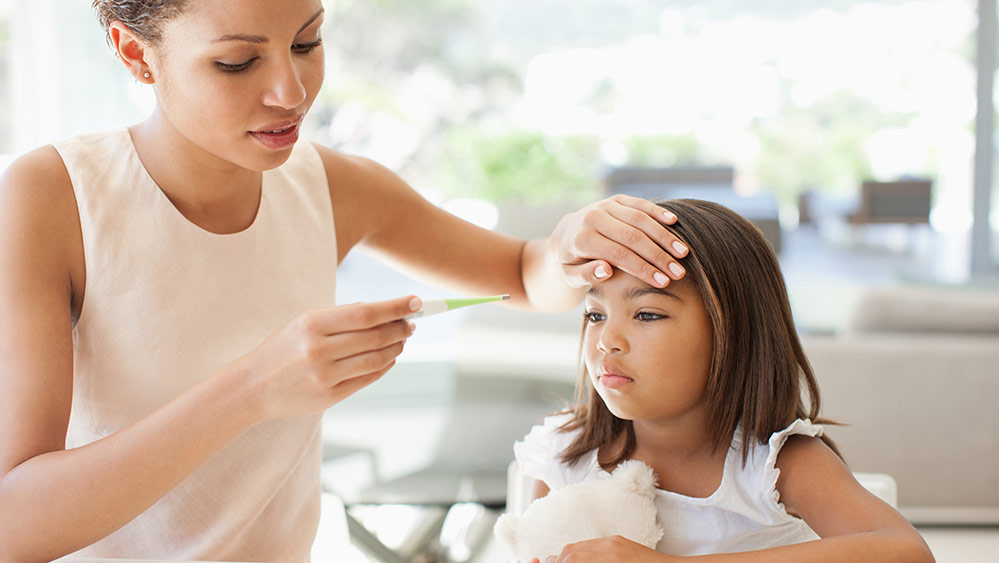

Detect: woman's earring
143,72,151,79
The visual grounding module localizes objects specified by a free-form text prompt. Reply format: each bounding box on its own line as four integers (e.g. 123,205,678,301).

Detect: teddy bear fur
493,459,664,562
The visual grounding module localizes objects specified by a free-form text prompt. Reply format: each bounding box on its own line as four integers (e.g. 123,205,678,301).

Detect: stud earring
143,72,151,79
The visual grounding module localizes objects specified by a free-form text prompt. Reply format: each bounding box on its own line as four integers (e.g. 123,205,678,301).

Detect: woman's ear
108,21,154,84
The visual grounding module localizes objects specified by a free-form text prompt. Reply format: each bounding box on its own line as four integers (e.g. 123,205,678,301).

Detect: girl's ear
108,21,154,84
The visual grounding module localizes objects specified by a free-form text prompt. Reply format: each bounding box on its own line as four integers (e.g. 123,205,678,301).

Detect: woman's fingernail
407,321,417,332
669,262,685,277
672,241,688,255
663,210,677,222
594,265,610,279
409,297,422,311
654,272,669,286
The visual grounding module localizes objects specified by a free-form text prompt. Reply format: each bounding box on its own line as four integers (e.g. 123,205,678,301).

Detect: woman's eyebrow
212,7,325,44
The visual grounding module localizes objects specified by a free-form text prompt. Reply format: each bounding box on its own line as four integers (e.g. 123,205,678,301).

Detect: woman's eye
216,58,256,72
584,311,605,323
292,38,323,54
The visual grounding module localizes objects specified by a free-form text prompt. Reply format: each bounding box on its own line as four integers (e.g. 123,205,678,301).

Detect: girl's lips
598,371,634,390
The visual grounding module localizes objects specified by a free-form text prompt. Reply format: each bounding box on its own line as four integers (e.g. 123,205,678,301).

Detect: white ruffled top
514,415,822,556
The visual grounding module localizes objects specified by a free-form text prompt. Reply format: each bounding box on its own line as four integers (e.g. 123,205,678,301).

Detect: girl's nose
596,323,628,354
262,57,307,109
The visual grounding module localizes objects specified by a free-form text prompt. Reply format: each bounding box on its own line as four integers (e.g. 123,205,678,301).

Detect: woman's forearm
520,238,585,312
0,363,259,562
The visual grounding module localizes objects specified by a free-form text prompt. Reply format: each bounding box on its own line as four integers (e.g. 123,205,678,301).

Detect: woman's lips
249,117,303,151
249,123,300,151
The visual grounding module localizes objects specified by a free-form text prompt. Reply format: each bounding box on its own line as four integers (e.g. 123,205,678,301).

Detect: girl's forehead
587,271,697,302
588,271,652,295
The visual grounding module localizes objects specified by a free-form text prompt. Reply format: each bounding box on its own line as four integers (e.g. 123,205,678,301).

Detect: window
0,0,992,276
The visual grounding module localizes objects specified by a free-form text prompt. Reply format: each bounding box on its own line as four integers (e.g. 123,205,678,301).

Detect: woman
0,1,689,561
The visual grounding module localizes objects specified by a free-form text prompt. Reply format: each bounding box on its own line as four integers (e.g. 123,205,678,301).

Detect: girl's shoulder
513,412,598,489
727,419,825,516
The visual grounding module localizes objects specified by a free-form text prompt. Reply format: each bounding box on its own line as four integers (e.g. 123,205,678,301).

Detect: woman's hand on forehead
550,195,689,290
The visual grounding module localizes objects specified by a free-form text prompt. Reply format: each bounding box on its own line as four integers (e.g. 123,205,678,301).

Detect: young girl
514,199,934,562
0,1,690,561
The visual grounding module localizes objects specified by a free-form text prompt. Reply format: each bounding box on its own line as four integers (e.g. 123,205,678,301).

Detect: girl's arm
547,436,935,563
519,476,552,512
322,147,686,312
0,148,417,562
754,435,934,562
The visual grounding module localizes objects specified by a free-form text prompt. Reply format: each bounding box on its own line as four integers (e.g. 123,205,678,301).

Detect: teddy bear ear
493,512,521,557
614,459,659,493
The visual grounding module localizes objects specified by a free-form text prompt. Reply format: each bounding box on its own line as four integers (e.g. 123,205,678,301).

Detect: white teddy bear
493,460,664,562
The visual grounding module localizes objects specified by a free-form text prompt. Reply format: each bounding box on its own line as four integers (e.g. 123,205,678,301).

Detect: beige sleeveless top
54,129,337,562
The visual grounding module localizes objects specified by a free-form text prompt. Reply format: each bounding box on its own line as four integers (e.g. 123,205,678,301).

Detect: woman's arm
0,148,417,561
520,195,689,310
322,147,686,312
547,436,935,563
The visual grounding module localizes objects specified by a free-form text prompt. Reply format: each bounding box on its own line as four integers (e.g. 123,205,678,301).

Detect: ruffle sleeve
760,419,825,515
512,412,579,489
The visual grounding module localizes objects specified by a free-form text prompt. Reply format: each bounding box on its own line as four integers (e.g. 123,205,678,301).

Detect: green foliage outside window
310,1,970,208
435,128,602,205
752,91,913,203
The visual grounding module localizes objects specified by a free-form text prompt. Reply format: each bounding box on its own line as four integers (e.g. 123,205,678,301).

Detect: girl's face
583,271,714,425
147,0,325,170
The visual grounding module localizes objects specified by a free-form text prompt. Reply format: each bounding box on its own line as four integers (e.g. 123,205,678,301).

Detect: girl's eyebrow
628,286,684,302
212,7,325,44
586,285,683,303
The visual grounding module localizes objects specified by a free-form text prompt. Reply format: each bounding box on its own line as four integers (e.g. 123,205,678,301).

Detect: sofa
800,284,999,525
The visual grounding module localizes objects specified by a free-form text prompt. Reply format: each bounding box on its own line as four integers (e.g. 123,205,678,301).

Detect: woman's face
582,271,714,426
147,0,325,171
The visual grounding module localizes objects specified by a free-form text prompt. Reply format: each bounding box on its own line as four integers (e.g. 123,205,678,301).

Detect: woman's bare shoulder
0,145,84,309
0,145,74,205
312,143,417,197
311,142,429,255
0,145,80,250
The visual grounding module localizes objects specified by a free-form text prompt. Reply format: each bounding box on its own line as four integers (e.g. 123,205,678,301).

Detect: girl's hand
538,535,673,562
236,295,420,421
549,195,688,289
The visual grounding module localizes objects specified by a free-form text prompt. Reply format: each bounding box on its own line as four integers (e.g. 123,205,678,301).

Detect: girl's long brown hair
559,199,838,468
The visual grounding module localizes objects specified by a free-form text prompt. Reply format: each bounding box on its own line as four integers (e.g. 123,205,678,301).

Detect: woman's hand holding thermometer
405,294,511,319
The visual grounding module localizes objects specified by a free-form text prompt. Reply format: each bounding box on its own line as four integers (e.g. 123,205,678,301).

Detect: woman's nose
262,57,307,109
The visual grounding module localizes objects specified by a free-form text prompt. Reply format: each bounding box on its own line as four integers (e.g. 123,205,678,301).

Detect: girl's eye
292,38,323,54
216,58,256,73
636,311,665,322
584,311,605,323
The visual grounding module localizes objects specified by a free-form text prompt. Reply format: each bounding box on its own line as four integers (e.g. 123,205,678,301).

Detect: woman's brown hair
92,0,189,45
559,199,838,468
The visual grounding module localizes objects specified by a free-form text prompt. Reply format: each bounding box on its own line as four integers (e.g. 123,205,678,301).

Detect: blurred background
2,1,997,562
